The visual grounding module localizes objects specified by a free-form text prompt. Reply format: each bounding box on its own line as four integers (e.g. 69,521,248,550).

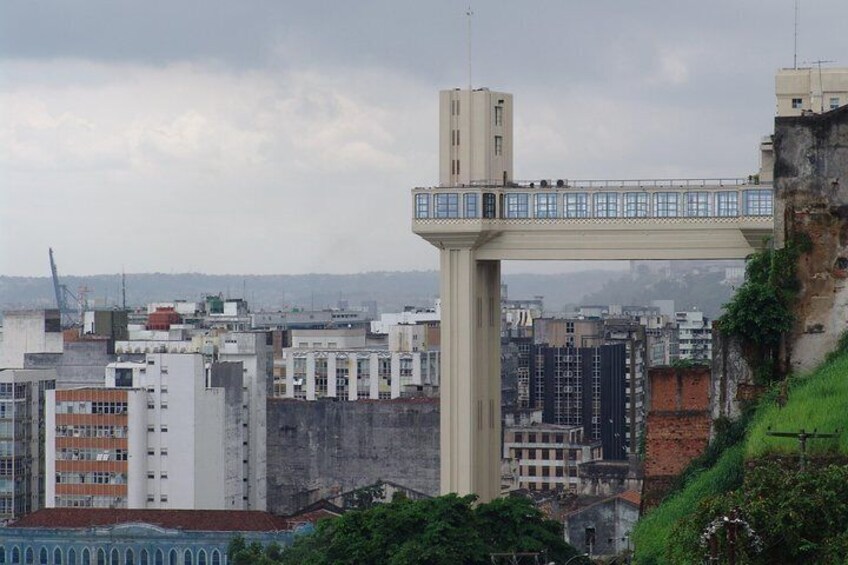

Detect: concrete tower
439,89,513,187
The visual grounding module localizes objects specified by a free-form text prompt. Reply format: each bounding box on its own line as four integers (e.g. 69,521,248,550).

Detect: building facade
45,354,245,510
0,369,57,522
675,310,712,362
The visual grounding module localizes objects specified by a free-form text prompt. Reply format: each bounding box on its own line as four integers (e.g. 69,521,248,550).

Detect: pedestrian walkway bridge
412,178,774,260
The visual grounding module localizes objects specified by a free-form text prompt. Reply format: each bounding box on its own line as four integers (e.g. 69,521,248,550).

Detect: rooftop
11,509,291,532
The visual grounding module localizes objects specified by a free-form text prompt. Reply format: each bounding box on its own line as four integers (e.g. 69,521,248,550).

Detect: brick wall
641,366,711,510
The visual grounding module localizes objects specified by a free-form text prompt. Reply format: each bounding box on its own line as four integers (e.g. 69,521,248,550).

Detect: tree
245,494,582,564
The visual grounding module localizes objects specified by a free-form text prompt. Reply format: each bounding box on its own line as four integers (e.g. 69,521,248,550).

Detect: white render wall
0,311,63,368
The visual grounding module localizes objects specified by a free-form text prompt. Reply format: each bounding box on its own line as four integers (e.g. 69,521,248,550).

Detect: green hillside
632,351,848,564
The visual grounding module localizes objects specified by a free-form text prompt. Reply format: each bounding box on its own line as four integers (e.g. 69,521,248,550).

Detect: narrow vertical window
494,135,503,156
494,105,503,126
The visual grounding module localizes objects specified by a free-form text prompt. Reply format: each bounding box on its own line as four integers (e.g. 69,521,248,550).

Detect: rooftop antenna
466,4,473,91
802,59,836,112
793,0,799,69
121,269,127,310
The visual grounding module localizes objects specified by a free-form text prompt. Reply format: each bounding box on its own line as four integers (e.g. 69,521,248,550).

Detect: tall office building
0,369,57,521
439,89,513,187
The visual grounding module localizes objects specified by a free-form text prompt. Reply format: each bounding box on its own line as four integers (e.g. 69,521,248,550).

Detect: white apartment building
45,353,245,510
284,327,439,401
370,302,441,334
676,311,713,362
439,88,513,187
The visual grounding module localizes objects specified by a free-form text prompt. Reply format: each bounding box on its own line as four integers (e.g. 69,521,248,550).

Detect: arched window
139,550,148,565
0,546,5,564
96,549,105,565
183,550,192,565
210,551,220,565
24,547,33,565
125,549,134,565
154,551,163,565
196,551,206,565
38,548,46,565
168,551,176,565
68,548,77,565
81,548,90,565
109,549,118,565
11,547,20,565
53,549,62,565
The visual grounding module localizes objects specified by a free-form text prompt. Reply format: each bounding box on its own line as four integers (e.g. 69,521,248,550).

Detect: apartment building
503,423,602,492
46,353,245,510
0,369,56,522
676,310,712,362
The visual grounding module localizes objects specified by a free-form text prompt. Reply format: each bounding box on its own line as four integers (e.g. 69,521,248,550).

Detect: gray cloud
1,1,846,276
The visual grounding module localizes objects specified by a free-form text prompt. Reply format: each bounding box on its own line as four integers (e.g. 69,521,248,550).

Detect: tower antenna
466,5,473,91
793,0,799,69
121,269,127,309
802,59,836,112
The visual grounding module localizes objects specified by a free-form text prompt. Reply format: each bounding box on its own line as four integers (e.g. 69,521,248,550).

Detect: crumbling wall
774,105,848,372
267,398,439,515
641,366,711,510
710,330,756,422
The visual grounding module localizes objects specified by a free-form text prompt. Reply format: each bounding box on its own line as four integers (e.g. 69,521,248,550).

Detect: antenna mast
121,270,127,309
793,0,799,69
466,5,473,91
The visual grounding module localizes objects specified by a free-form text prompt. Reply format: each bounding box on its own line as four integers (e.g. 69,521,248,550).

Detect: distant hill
0,266,734,318
0,270,615,315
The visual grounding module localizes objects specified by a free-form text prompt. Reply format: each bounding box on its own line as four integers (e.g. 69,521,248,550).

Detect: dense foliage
229,495,584,565
718,236,810,383
667,461,848,563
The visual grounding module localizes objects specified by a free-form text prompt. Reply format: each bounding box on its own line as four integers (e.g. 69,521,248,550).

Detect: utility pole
765,427,840,470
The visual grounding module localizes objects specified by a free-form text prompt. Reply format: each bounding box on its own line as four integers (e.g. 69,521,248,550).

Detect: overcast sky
1,1,846,277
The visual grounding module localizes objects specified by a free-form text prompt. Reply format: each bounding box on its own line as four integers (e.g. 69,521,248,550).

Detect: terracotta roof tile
617,490,641,507
11,509,290,532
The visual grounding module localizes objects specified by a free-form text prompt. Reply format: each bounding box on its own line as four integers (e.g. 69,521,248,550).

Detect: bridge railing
412,180,774,222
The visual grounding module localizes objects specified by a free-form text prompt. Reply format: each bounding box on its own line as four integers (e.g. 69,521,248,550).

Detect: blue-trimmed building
0,508,327,565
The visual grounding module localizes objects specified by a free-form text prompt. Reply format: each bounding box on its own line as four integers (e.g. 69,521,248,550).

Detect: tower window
791,98,803,109
495,105,503,126
494,136,503,156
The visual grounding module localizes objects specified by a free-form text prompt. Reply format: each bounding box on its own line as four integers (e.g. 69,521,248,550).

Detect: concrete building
563,490,640,559
775,67,848,117
0,310,63,369
370,302,440,334
4,508,312,565
439,88,513,187
45,353,245,510
502,424,602,493
282,325,438,401
0,369,57,522
675,310,712,362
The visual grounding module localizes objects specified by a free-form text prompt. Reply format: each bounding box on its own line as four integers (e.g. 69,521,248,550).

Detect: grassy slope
632,352,848,564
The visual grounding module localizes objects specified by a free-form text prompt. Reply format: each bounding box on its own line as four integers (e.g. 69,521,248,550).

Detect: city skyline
2,0,846,276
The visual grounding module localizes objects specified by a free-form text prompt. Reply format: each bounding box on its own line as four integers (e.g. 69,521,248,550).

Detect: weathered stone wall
710,330,756,422
641,366,711,510
774,105,848,372
267,398,439,515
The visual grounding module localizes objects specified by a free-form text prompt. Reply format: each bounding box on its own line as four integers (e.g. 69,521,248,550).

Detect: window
39,548,46,565
197,551,207,565
564,193,589,218
169,551,177,565
494,135,503,156
504,193,529,218
0,547,4,564
830,97,841,110
434,193,460,218
715,191,738,217
183,550,193,565
685,192,710,217
125,549,134,565
415,194,429,219
155,551,164,565
463,193,479,218
792,97,803,109
534,193,557,218
593,192,618,218
211,551,221,565
68,549,76,565
25,548,33,565
96,549,105,565
743,189,773,216
140,551,148,565
451,129,460,146
110,550,119,565
494,105,503,126
482,193,497,218
654,192,679,217
623,192,648,218
82,549,90,565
